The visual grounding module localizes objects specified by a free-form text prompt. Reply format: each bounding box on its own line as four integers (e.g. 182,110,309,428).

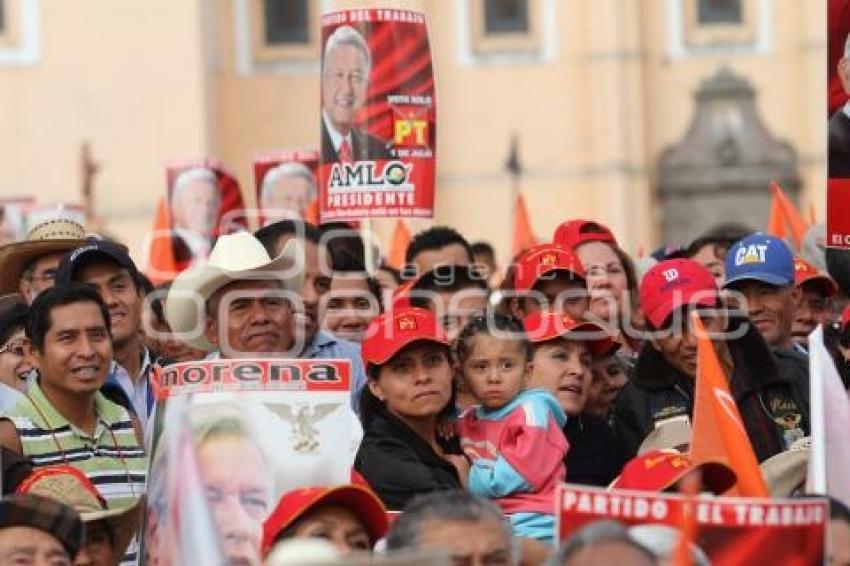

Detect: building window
484,0,529,35
263,0,308,45
681,0,757,51
697,0,743,26
470,0,541,56
248,0,317,65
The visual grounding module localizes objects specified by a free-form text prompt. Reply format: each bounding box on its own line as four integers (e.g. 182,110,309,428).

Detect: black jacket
564,414,627,487
613,316,810,462
321,120,392,163
354,409,461,511
829,109,850,178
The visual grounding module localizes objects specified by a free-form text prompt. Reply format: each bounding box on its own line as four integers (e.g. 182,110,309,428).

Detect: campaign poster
164,158,247,271
144,359,361,565
828,178,850,251
253,150,320,227
555,484,827,566
318,8,436,222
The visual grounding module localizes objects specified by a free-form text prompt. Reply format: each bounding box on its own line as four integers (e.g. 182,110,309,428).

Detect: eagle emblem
271,402,341,453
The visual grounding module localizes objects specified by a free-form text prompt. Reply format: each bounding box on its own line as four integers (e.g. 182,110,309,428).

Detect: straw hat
0,218,87,295
165,232,304,350
16,465,142,559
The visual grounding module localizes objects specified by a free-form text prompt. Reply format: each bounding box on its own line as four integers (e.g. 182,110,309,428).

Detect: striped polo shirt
4,381,147,507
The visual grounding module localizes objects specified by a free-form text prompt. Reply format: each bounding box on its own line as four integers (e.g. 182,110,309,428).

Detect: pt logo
662,268,679,282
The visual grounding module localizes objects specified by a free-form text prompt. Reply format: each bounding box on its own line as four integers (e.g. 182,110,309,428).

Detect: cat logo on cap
734,244,768,266
397,315,419,331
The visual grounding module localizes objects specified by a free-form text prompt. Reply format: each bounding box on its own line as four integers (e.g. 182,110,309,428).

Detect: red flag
689,313,769,497
388,219,411,270
146,197,178,285
769,182,810,248
512,193,537,257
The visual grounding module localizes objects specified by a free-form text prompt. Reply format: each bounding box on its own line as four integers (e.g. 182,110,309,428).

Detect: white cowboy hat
165,232,304,350
638,416,692,455
760,437,810,496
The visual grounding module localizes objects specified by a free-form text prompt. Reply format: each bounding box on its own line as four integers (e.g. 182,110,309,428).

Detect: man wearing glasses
0,218,88,304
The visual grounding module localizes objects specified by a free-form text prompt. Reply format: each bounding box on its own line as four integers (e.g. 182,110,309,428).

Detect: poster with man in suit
319,9,436,222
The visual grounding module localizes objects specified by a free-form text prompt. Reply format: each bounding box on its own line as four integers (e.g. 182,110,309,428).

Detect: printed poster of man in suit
166,160,246,270
318,11,437,223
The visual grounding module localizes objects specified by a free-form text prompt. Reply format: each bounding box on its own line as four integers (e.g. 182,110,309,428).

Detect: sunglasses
0,341,26,357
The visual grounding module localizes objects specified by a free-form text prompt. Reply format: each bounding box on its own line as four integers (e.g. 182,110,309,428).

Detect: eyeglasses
24,271,57,285
0,341,26,357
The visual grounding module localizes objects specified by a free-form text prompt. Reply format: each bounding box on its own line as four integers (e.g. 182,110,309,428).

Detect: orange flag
689,313,769,497
769,182,810,248
766,193,787,240
512,193,537,257
146,197,178,285
388,219,411,270
305,198,320,225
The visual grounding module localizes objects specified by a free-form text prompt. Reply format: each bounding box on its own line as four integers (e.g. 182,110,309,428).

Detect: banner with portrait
162,158,246,272
253,150,320,226
143,359,360,565
555,484,827,566
318,8,436,221
828,178,850,251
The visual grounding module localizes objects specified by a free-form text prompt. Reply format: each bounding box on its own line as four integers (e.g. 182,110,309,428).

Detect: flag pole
506,133,521,258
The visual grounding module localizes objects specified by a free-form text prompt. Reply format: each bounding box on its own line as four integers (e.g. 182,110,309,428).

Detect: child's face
527,338,592,416
461,334,527,410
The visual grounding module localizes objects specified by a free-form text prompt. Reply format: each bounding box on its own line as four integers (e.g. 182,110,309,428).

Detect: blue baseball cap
723,233,794,288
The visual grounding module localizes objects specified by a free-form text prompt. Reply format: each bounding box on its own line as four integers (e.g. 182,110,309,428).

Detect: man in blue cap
721,233,810,451
723,234,805,355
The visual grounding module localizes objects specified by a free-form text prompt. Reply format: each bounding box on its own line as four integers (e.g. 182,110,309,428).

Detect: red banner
253,150,320,226
153,359,351,399
318,8,436,222
828,178,850,250
556,484,826,566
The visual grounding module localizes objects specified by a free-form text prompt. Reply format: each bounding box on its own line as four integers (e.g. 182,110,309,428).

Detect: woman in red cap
261,483,388,558
553,219,642,355
524,310,627,486
354,307,464,510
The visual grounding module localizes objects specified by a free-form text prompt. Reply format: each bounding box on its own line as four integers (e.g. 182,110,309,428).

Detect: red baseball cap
842,306,850,333
522,310,616,356
640,259,718,329
361,307,451,367
553,219,618,250
262,484,389,557
513,243,586,292
793,257,838,298
610,450,736,495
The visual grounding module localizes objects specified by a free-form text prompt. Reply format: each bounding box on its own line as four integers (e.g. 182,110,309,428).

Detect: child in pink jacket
456,314,568,542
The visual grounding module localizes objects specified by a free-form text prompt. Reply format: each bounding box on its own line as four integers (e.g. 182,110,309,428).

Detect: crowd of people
0,211,846,565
